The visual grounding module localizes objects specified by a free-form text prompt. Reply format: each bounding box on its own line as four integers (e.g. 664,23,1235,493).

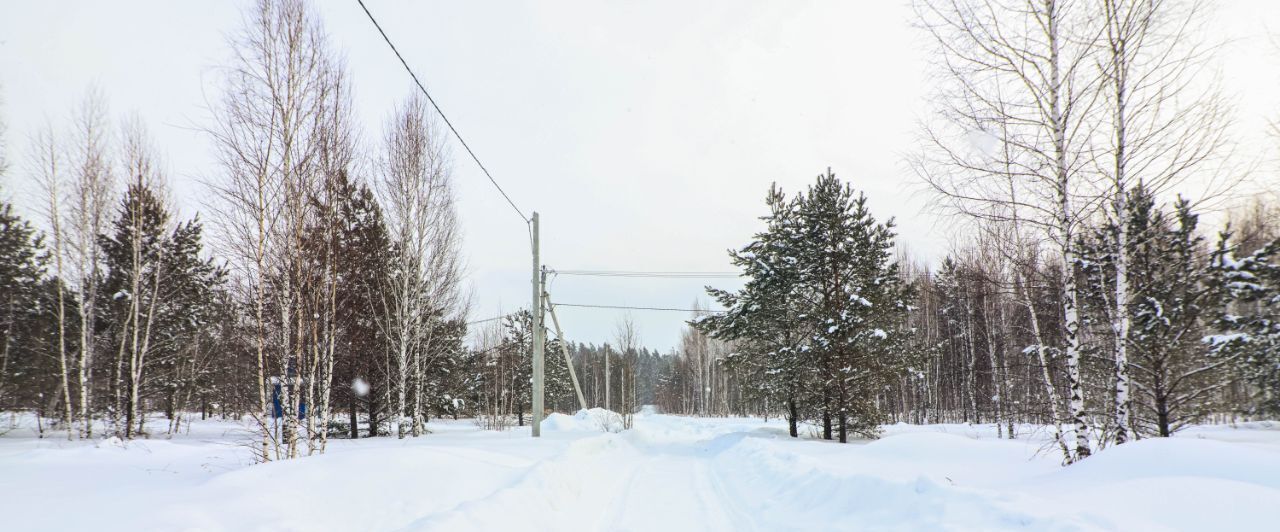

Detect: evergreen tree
698,184,816,438
543,335,575,413
792,171,912,441
701,170,911,442
502,310,534,425
1078,189,1241,437
933,257,976,422
98,181,222,436
1120,193,1223,435
99,180,170,436
1208,227,1280,416
0,201,48,410
151,216,227,431
313,172,392,437
421,316,467,420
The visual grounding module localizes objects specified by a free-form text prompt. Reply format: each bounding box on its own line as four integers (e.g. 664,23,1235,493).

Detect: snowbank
712,436,1088,530
540,408,625,433
1026,436,1280,530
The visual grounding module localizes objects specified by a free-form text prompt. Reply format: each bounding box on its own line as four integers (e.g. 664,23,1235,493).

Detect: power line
550,269,740,279
356,0,529,224
466,314,509,326
551,302,727,313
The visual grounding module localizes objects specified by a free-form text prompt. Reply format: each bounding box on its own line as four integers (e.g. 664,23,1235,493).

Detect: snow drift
541,408,625,433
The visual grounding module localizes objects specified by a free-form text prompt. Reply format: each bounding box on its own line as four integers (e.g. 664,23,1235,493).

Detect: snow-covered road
3,412,1280,531
604,455,745,531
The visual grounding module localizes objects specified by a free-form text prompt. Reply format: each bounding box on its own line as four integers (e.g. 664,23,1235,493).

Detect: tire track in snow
397,433,632,531
591,452,649,532
701,459,762,532
605,454,745,532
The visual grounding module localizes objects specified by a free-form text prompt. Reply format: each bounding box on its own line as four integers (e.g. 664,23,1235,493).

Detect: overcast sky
2,0,1278,350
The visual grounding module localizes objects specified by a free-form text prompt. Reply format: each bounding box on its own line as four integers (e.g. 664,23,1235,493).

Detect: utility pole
531,212,544,437
605,345,611,412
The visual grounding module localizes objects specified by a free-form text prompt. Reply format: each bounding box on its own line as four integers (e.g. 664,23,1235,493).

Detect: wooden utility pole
531,212,544,437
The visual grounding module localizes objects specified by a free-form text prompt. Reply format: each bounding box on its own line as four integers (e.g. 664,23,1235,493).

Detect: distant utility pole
531,212,545,437
605,345,611,412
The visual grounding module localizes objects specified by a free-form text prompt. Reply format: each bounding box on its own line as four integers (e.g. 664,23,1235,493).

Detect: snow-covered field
2,412,1278,531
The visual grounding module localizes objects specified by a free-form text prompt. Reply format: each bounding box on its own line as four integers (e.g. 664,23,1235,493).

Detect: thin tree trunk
1019,270,1071,461
963,284,980,424
1046,2,1092,461
787,394,798,438
47,173,74,441
994,301,1015,438
349,393,359,439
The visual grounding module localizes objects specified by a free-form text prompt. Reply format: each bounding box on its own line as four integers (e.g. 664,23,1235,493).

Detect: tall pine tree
701,170,911,442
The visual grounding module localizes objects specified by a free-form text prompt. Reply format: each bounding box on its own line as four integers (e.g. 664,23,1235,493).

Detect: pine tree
0,201,47,410
502,310,534,426
423,317,470,420
1130,197,1221,436
1077,189,1240,437
934,257,975,423
543,334,575,413
323,173,392,438
1091,190,1225,436
151,216,226,434
698,183,815,438
701,170,911,442
793,170,911,442
1208,226,1280,416
99,180,170,437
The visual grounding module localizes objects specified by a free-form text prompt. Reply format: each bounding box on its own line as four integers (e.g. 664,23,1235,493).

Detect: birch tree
1095,0,1229,445
300,57,356,454
208,0,334,460
377,93,461,438
32,126,74,440
915,0,1103,461
67,91,114,437
615,313,639,426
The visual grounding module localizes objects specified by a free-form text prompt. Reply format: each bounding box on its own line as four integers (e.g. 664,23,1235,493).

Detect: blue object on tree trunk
271,381,307,419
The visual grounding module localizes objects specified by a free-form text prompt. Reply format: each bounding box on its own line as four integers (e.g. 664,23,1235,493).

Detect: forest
1,0,1278,474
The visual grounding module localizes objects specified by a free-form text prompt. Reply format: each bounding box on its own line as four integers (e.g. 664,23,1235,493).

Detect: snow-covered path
3,412,1280,531
396,416,777,531
604,455,744,531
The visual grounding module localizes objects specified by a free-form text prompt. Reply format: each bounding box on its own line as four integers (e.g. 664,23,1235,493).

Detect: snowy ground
2,411,1279,531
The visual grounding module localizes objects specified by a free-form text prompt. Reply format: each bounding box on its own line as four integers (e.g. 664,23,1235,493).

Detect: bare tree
376,93,461,438
67,89,114,438
31,125,74,440
681,302,712,415
475,319,510,430
1095,0,1230,445
309,57,357,453
915,0,1104,462
614,313,639,426
207,0,333,460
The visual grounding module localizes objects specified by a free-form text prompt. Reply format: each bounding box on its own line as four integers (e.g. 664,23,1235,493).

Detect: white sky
2,0,1278,350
